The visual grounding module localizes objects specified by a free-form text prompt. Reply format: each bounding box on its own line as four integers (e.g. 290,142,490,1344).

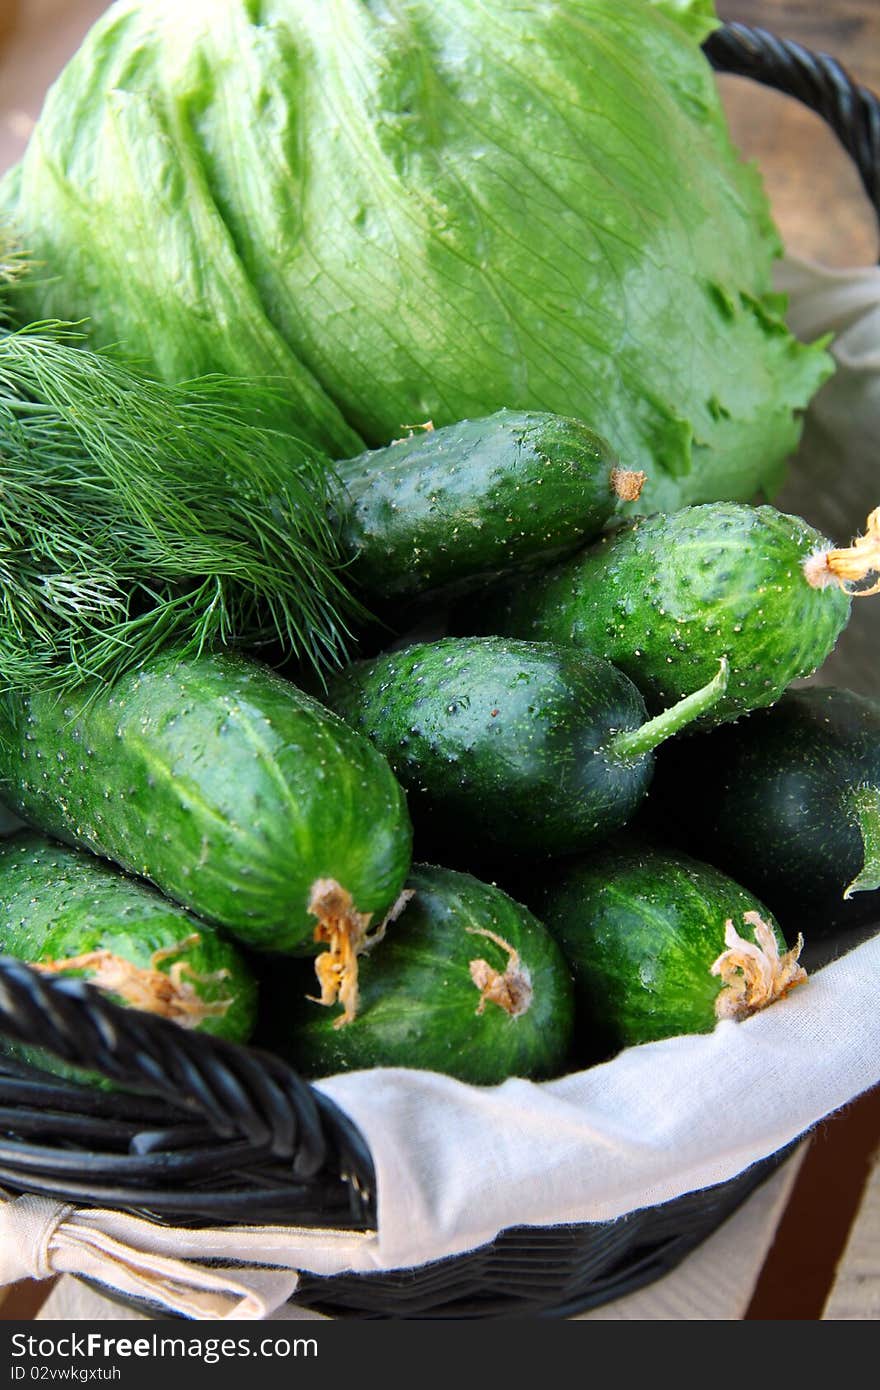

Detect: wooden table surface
0,0,877,1324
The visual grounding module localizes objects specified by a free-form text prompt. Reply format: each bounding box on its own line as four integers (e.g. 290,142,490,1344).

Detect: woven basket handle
704,21,880,239
0,955,374,1192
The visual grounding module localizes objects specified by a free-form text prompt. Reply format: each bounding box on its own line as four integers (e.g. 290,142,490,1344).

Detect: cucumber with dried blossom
259,864,574,1083
478,503,880,727
535,840,806,1059
645,685,880,937
325,636,729,858
0,650,413,1024
0,830,257,1085
332,409,645,605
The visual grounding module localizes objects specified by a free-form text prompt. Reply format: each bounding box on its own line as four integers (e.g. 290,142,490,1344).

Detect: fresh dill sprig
0,321,363,694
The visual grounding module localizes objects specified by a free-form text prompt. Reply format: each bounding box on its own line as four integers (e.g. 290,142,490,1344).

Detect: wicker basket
0,21,878,1320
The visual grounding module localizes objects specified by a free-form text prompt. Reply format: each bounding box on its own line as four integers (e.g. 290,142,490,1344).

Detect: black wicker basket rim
0,19,878,1246
703,21,880,234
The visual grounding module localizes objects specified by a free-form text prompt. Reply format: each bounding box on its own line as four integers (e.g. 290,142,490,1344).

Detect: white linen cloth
1,256,879,1319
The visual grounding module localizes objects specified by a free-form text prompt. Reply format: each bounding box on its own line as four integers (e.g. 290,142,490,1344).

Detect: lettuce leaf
649,0,720,42
2,0,832,507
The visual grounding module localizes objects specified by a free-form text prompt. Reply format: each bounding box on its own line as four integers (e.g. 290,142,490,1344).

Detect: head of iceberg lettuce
1,0,831,507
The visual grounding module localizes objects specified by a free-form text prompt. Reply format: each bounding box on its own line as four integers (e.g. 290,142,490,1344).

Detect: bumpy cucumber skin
326,637,653,856
647,687,880,935
0,832,257,1039
0,652,412,953
333,409,622,603
537,841,786,1055
484,504,851,725
262,864,574,1084
0,831,257,1086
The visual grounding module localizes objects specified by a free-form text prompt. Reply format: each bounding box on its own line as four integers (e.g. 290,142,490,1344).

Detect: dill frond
0,323,363,694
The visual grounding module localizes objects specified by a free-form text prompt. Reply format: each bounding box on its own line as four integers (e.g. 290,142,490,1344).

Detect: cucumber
536,841,805,1057
333,409,643,604
260,863,574,1084
646,686,880,936
325,636,728,857
0,650,412,1021
0,830,257,1083
480,502,861,726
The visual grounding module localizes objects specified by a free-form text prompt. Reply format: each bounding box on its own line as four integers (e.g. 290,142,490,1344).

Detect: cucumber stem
803,507,880,596
711,912,807,1021
604,657,729,763
844,784,880,897
611,467,647,503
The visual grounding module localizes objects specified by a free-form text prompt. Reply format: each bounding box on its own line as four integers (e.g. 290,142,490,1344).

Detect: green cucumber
0,650,412,1021
261,863,574,1084
646,686,880,935
480,502,860,726
0,830,257,1084
537,841,805,1057
333,409,643,604
325,636,727,857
